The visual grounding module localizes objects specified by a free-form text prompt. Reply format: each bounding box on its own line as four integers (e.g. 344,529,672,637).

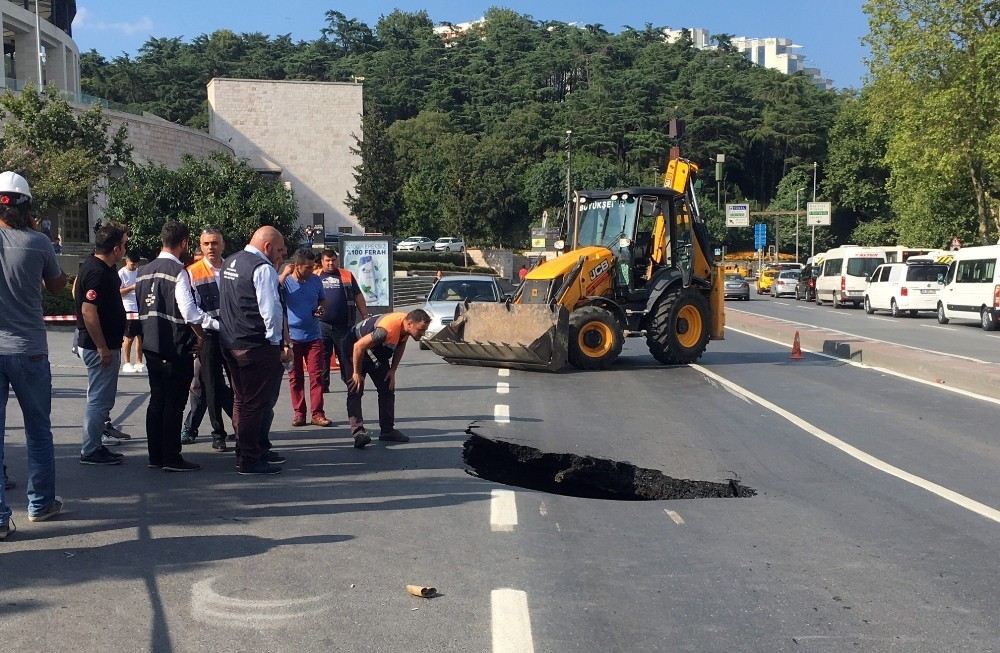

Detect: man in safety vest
317,249,367,392
342,309,430,448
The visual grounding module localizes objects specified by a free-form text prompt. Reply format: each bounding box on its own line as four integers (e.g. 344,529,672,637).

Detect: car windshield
428,280,497,302
906,264,948,282
725,275,744,282
576,196,637,248
846,257,883,277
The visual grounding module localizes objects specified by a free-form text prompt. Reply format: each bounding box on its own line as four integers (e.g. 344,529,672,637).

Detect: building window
61,200,89,243
339,226,353,234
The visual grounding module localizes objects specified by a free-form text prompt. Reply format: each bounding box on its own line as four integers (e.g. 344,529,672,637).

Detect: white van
815,246,887,308
863,261,949,316
937,244,1000,330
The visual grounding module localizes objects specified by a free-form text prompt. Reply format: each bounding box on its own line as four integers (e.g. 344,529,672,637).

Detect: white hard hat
0,171,32,198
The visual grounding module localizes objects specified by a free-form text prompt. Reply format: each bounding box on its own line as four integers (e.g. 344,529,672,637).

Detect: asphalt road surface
0,328,996,652
732,294,1000,364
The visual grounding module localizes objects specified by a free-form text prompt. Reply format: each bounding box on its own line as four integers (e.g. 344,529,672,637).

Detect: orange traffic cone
790,331,803,360
330,352,340,370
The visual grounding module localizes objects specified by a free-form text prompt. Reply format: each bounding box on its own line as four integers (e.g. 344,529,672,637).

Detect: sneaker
163,459,200,472
211,437,227,452
311,415,332,427
121,362,135,374
353,429,371,449
103,424,132,440
263,450,286,464
227,434,236,442
28,497,63,522
379,429,410,443
134,363,146,373
147,462,163,469
80,447,124,465
102,433,123,447
237,461,282,475
0,518,14,540
180,432,197,445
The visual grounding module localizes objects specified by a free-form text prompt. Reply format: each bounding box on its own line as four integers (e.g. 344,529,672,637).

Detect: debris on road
406,585,437,598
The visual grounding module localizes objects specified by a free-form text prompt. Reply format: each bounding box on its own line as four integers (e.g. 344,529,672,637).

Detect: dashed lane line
494,404,510,424
490,489,517,532
497,382,510,395
498,368,510,377
492,589,535,653
691,363,1000,524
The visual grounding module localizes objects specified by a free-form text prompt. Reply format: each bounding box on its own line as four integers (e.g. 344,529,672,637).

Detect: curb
726,309,1000,402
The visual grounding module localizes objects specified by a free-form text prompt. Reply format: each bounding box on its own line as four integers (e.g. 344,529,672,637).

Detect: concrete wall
206,78,364,236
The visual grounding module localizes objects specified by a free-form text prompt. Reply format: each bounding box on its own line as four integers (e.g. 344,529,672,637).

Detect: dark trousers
341,336,394,435
226,345,282,468
144,351,194,466
183,333,233,438
320,321,349,392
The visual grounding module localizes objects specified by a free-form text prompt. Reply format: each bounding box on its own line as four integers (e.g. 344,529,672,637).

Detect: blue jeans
80,348,121,456
0,354,56,523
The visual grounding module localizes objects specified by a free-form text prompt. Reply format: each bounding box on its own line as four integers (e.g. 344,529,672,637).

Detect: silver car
724,274,750,301
420,275,506,347
773,270,801,298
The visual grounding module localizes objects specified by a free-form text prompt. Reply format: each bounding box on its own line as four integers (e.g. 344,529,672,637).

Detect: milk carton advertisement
342,237,393,312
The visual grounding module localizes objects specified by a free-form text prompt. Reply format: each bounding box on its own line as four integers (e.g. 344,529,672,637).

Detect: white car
864,261,949,317
434,237,465,252
936,244,1000,329
772,270,800,298
396,236,434,252
420,275,505,348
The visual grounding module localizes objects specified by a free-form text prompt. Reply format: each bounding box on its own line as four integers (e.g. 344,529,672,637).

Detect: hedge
392,251,466,265
395,262,494,274
43,276,76,316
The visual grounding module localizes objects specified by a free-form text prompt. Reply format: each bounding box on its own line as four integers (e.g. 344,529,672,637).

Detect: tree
104,152,298,258
346,106,402,234
864,0,1000,244
0,85,132,217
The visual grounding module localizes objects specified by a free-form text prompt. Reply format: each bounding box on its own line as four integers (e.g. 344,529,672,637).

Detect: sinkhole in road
463,434,755,501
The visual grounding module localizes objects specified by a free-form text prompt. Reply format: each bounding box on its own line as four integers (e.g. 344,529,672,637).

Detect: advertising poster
341,236,394,313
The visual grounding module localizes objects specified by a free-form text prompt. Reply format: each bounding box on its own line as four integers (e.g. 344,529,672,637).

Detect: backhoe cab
426,158,725,371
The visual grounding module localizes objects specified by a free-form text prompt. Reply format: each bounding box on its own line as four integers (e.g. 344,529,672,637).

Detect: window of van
876,266,891,282
905,264,948,282
955,259,996,283
846,257,883,278
822,258,842,276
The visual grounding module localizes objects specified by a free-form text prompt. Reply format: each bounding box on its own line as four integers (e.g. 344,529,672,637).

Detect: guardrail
394,276,435,308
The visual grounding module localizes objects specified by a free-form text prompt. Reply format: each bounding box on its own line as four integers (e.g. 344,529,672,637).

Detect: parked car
936,244,1000,330
420,275,505,348
723,274,750,301
434,237,465,252
815,245,886,308
864,261,949,317
396,236,434,252
795,264,819,301
756,268,779,295
773,270,800,298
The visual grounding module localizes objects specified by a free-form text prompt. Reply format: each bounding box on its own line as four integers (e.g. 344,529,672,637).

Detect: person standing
220,226,288,475
76,222,129,466
180,228,233,451
280,249,331,427
317,249,367,393
0,171,67,538
342,310,431,448
518,264,528,282
118,252,143,373
136,221,204,472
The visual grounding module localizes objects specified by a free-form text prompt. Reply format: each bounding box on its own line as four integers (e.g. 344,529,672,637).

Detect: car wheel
937,302,949,324
890,299,900,318
832,291,842,309
981,308,997,331
909,310,918,317
864,296,874,314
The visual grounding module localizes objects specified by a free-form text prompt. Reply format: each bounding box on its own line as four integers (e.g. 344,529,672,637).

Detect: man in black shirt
76,222,129,466
318,249,367,393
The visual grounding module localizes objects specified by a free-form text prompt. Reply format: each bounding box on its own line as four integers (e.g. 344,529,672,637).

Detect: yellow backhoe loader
425,158,725,371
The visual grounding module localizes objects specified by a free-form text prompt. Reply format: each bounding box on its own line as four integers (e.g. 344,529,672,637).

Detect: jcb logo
589,260,610,280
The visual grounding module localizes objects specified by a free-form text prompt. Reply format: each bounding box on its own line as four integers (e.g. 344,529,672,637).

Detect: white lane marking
191,578,330,628
691,364,1000,524
497,382,510,395
498,368,510,377
492,589,535,653
728,309,991,364
490,489,518,532
727,326,1000,407
538,501,548,517
664,509,685,525
494,404,510,424
920,324,957,332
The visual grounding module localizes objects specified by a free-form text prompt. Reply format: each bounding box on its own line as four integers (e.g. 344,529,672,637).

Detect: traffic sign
754,223,767,250
725,203,750,227
806,201,832,226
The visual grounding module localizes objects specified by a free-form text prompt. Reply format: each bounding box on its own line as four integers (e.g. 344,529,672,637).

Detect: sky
71,1,870,89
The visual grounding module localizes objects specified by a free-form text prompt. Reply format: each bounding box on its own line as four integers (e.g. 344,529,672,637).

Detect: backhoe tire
567,306,623,370
646,288,711,365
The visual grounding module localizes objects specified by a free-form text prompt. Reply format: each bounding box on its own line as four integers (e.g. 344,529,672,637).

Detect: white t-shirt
118,266,138,313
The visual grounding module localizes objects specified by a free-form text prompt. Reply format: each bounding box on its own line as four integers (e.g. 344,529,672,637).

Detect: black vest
219,250,270,350
136,256,195,359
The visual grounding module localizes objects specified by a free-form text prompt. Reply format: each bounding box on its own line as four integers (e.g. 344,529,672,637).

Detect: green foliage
104,152,299,258
42,275,75,316
0,85,132,216
392,251,465,265
394,261,494,274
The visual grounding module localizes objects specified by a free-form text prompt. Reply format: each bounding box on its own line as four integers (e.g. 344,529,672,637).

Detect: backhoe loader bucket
424,303,569,372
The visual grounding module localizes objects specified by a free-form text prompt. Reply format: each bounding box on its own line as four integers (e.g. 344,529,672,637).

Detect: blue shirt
284,273,324,342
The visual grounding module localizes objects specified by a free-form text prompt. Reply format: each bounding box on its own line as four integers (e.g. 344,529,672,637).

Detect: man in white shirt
118,252,143,373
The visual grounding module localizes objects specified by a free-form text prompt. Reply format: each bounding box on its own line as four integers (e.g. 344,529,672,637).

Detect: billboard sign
341,236,394,313
725,203,750,227
806,202,832,226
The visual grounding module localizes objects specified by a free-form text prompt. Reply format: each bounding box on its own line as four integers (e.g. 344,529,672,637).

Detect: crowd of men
0,171,431,541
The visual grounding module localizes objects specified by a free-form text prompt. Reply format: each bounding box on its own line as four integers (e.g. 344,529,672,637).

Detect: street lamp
565,130,573,234
795,187,805,262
